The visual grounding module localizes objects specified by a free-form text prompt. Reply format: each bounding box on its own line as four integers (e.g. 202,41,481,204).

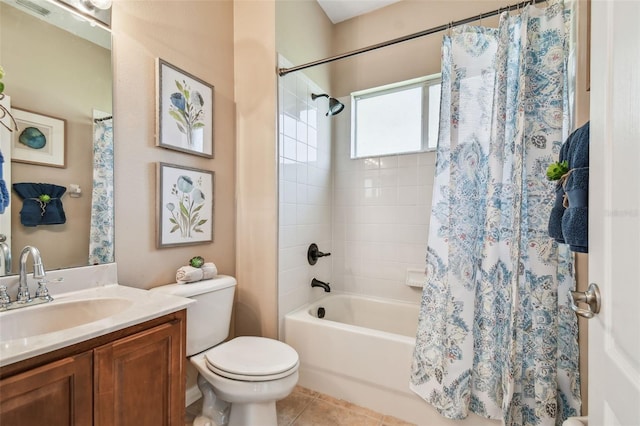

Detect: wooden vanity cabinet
0,351,93,425
94,319,184,426
0,310,186,426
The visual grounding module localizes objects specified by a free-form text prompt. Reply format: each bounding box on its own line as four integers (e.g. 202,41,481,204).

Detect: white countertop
0,275,193,367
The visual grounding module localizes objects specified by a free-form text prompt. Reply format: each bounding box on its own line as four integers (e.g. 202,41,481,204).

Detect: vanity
0,264,193,425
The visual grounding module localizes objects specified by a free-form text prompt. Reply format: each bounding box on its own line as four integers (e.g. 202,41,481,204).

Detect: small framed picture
11,108,66,168
157,162,214,248
156,58,214,158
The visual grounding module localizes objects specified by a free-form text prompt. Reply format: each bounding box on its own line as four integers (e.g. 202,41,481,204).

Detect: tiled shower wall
278,57,333,335
278,58,437,335
331,100,435,303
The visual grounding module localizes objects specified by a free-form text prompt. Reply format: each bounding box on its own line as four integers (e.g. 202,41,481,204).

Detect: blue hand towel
566,122,589,169
562,167,589,253
548,182,566,243
547,121,589,252
12,183,67,227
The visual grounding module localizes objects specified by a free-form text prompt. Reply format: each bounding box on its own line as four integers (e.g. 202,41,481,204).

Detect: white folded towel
202,262,218,279
176,266,204,283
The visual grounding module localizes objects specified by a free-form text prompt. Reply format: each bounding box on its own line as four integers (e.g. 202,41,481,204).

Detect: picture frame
156,58,214,158
11,108,66,168
157,162,214,248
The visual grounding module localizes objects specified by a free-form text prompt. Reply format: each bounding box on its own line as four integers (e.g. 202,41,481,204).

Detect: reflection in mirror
0,0,113,275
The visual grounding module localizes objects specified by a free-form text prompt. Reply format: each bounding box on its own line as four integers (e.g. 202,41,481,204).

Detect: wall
111,0,236,289
233,0,279,338
1,4,111,271
276,0,334,93
277,56,333,336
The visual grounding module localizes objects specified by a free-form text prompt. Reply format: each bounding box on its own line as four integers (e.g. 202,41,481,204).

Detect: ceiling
316,0,403,24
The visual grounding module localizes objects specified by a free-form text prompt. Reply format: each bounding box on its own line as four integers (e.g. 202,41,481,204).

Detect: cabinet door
0,351,93,426
94,319,185,426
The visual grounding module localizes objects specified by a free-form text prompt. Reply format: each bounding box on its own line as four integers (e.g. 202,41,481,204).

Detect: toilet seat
204,336,299,382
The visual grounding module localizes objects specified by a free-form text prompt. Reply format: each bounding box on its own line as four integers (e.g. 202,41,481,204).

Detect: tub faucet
311,278,330,292
17,246,46,303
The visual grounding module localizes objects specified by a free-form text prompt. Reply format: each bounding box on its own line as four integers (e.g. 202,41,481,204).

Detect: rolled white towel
176,265,204,283
202,262,218,279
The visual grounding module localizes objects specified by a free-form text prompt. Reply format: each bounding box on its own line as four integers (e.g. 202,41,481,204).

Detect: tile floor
185,386,416,426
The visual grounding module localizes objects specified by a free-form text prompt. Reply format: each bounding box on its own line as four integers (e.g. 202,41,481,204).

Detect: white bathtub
284,293,499,425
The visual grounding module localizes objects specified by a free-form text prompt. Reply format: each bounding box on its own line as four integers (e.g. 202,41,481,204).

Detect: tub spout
311,278,330,292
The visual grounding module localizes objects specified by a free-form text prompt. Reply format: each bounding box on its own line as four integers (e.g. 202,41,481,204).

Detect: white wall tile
296,141,307,162
378,155,398,169
397,166,418,186
278,68,334,331
296,121,307,143
282,180,296,204
283,114,297,138
279,226,296,249
283,136,296,161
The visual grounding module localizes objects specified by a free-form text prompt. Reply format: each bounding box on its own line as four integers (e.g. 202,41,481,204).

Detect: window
351,75,441,159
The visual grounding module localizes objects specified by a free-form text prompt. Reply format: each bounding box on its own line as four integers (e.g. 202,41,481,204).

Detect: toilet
151,276,299,426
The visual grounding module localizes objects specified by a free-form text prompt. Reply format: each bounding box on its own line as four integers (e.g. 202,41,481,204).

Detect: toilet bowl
191,336,299,425
151,276,299,426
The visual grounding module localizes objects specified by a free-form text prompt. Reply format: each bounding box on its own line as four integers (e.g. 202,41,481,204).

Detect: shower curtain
88,116,114,264
410,2,580,425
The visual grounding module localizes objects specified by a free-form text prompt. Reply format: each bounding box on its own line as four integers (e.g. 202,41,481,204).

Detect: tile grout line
289,389,319,426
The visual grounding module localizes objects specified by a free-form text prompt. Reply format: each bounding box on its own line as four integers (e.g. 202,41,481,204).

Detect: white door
589,1,640,425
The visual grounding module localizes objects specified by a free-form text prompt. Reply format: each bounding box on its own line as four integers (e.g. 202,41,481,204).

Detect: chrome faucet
0,246,54,311
17,246,46,304
311,278,331,292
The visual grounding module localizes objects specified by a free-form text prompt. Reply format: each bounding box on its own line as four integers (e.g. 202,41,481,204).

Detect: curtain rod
277,0,548,77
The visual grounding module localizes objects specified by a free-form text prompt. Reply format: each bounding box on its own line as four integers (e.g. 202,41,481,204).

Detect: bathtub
284,293,499,425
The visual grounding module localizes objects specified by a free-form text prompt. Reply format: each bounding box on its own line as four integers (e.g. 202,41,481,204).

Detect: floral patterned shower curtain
88,116,114,265
410,2,580,425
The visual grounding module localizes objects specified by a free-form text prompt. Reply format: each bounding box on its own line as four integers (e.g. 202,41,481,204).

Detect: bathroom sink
0,297,134,343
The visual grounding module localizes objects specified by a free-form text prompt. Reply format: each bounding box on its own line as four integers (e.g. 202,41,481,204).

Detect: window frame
350,74,442,159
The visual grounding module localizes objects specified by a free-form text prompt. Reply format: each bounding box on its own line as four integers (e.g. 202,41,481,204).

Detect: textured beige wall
234,0,278,338
276,0,333,92
331,0,503,97
1,4,111,271
111,0,236,289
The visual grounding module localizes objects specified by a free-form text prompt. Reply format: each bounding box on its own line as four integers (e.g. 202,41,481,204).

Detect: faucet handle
35,280,53,302
307,243,332,265
0,285,10,308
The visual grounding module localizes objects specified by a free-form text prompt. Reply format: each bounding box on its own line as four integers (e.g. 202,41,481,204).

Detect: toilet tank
150,275,236,356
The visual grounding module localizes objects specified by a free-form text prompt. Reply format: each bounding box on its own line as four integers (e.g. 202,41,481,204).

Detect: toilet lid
204,336,299,380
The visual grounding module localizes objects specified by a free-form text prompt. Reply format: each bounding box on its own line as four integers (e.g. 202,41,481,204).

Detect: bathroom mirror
0,0,113,274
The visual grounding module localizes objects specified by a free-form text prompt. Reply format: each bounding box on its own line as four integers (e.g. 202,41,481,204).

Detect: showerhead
311,93,344,116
